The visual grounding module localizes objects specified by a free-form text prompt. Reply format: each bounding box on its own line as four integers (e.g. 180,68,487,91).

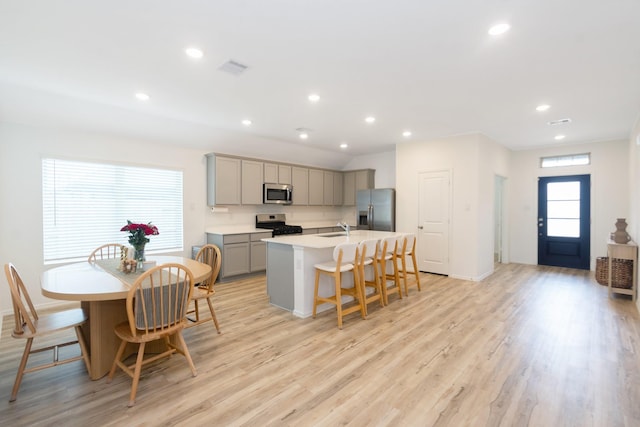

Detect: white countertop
205,225,266,235
262,230,400,249
205,221,356,235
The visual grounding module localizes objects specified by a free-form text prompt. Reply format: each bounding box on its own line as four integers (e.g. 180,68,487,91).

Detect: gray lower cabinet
250,232,271,272
207,232,270,280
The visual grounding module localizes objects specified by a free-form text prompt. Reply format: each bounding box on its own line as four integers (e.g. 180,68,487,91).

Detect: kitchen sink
318,232,347,237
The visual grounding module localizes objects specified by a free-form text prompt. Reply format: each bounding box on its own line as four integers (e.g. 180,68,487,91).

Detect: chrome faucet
337,221,350,237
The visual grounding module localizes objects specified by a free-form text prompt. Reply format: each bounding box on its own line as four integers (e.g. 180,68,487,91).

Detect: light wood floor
1,263,639,426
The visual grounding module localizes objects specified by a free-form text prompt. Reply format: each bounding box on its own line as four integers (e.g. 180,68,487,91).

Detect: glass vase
133,244,146,269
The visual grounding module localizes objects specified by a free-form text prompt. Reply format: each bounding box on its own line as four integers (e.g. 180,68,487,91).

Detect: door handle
418,226,423,229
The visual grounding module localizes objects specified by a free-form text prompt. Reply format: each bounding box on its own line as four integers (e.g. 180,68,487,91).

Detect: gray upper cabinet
207,153,374,207
323,171,334,206
264,163,278,183
291,167,309,205
356,169,375,191
333,172,343,206
241,160,264,205
278,165,292,184
343,169,375,205
343,171,356,205
264,163,292,185
308,169,324,205
207,154,241,206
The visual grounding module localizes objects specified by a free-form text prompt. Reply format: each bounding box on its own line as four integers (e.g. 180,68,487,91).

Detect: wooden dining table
41,255,211,380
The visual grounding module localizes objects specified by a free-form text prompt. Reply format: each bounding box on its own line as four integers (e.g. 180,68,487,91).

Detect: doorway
418,170,451,275
537,174,591,270
494,175,507,263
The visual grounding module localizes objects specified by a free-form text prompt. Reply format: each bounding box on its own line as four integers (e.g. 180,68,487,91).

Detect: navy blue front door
538,175,591,270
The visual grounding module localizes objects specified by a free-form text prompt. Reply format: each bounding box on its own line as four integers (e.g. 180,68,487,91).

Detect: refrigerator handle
368,204,373,230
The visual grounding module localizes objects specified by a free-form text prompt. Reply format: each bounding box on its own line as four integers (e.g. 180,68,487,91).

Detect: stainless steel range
256,214,303,237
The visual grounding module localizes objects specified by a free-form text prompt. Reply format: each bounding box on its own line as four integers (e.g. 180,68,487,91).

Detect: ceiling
1,0,639,158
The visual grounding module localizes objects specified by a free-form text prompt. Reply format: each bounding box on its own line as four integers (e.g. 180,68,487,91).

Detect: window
540,153,590,168
546,181,581,237
42,158,183,264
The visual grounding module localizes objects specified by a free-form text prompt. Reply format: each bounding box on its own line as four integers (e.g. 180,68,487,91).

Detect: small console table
607,238,638,301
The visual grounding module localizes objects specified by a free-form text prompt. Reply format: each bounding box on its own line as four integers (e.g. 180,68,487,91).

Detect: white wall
509,139,629,268
342,150,396,188
396,133,509,281
628,116,640,311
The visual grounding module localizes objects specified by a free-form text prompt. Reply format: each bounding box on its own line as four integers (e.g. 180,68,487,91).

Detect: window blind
42,158,183,264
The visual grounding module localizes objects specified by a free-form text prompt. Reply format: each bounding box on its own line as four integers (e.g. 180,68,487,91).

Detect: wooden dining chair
88,243,125,262
312,242,366,329
4,263,91,402
186,244,222,333
396,233,422,296
107,263,197,407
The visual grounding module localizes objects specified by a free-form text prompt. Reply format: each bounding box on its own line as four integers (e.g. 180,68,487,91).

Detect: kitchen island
262,230,400,318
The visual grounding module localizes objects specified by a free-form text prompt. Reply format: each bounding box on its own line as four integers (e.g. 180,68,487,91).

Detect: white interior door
418,170,450,275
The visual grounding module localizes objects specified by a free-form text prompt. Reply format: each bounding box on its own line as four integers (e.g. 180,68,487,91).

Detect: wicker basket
595,256,633,288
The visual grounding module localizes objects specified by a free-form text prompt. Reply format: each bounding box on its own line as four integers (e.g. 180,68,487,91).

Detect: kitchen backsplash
205,204,357,228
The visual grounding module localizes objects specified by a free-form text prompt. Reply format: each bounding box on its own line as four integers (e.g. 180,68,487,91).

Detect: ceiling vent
218,60,249,76
547,118,572,126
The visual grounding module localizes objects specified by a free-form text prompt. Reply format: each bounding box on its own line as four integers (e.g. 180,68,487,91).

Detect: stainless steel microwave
263,183,293,204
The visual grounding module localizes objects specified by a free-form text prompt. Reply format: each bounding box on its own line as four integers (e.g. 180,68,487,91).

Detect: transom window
540,153,590,168
42,158,183,264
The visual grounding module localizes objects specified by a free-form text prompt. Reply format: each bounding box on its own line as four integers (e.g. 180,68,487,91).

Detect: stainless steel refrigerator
357,188,395,231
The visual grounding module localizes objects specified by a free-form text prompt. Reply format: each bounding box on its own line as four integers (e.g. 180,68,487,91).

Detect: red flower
121,220,159,248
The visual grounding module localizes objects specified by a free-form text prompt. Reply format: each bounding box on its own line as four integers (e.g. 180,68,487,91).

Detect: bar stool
313,242,366,329
377,236,403,305
396,233,422,296
357,239,384,316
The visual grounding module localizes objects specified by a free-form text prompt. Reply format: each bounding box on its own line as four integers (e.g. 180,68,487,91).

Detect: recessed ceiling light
185,47,204,59
402,130,412,137
299,133,309,140
308,93,320,102
554,134,566,140
135,92,149,101
536,104,551,112
488,23,510,36
241,119,252,126
365,116,376,124
340,143,348,149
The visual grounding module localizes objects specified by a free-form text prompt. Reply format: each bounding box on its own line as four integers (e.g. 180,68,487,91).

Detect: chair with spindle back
4,263,91,402
88,243,126,262
186,244,222,333
107,263,197,407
